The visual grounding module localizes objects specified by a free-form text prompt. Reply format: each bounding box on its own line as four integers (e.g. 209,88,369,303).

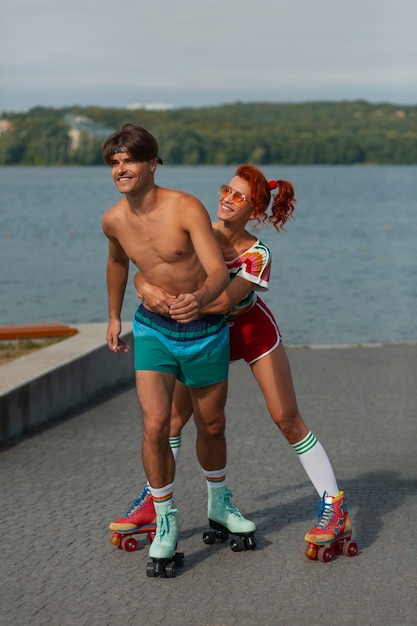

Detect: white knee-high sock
292,431,339,498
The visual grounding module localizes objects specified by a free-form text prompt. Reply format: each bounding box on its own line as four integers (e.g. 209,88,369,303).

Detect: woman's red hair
235,164,296,232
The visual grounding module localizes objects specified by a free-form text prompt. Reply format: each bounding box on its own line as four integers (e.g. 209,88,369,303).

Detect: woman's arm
199,276,253,315
134,270,254,318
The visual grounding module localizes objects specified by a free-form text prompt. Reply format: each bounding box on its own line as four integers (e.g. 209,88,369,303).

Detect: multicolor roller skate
109,486,157,552
146,505,184,578
304,490,358,562
203,487,257,552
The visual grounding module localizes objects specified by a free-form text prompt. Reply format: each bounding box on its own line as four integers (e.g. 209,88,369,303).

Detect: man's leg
191,382,256,547
136,370,180,561
109,380,193,534
135,370,176,488
190,380,228,471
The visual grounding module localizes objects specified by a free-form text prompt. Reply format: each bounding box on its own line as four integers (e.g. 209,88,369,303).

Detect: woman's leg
250,343,339,498
250,342,307,443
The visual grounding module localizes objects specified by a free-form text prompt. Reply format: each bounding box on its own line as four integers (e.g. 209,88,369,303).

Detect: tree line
1,100,416,166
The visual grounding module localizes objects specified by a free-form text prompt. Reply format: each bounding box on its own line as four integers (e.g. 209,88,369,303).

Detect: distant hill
1,101,416,165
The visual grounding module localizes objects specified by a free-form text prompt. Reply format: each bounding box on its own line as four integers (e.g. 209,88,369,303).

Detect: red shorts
228,297,282,364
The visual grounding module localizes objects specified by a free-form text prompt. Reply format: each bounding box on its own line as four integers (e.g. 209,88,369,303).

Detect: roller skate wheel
146,561,167,577
203,531,216,545
164,563,176,578
230,536,245,552
343,540,358,557
147,531,156,544
121,536,137,552
334,540,344,555
318,546,334,563
244,535,257,551
146,562,156,577
174,552,185,567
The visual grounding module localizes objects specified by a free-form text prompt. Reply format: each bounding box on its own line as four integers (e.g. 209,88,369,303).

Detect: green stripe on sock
169,436,182,449
293,431,318,455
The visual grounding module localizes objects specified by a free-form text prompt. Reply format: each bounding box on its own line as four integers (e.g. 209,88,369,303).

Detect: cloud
1,0,416,111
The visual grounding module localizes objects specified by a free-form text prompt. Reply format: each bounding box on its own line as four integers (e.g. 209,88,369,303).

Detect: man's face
109,151,157,195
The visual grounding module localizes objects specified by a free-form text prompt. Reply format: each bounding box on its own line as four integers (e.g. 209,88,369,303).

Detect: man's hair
102,124,159,165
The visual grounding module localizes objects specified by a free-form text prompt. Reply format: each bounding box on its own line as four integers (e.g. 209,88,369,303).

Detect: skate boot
304,491,358,562
146,504,184,578
203,486,257,552
109,486,157,552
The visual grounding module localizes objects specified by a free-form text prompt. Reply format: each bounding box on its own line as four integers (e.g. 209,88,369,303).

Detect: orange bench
0,324,79,340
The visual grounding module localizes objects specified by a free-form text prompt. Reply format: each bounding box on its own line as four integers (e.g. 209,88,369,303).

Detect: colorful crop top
226,239,271,319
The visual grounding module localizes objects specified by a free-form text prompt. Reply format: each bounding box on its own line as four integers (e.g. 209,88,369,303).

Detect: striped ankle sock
169,435,182,465
149,482,174,511
202,467,227,489
292,431,339,498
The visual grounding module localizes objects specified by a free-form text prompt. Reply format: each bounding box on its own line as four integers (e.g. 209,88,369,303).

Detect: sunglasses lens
232,192,245,206
219,185,249,207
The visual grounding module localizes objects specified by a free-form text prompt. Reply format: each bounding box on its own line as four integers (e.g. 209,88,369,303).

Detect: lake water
0,165,416,346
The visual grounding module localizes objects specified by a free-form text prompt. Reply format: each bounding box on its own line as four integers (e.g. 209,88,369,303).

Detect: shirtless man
101,124,255,575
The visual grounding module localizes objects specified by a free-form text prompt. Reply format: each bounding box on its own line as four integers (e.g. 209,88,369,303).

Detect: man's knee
142,413,171,444
198,414,225,438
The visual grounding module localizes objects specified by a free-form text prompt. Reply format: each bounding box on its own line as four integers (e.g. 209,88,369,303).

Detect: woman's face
217,176,254,224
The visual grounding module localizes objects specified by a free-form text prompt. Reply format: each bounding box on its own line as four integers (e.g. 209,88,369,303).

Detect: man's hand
136,276,176,317
106,319,130,353
169,293,201,323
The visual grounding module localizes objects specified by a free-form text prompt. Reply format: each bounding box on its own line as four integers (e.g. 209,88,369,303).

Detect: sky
1,0,416,113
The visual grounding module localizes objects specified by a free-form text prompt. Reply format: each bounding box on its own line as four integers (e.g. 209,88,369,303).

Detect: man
102,124,255,575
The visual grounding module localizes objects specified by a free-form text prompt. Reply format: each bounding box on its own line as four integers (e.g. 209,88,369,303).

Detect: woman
110,165,353,558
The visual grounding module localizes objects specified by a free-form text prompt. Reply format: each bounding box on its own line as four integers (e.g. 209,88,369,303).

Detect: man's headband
112,146,163,164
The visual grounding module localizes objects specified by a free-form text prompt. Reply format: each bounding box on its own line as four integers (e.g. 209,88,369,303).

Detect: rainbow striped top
226,239,271,318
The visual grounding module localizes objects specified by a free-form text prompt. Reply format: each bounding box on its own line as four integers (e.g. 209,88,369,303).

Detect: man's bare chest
117,220,193,267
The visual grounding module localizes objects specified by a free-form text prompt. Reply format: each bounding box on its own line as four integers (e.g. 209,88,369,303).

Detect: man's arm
104,235,130,352
168,200,228,322
188,207,228,308
199,276,253,315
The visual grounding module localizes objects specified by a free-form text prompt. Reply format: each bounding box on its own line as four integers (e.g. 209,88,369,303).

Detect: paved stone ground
1,345,416,626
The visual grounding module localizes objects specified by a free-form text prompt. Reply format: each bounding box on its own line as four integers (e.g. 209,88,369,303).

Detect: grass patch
0,337,66,366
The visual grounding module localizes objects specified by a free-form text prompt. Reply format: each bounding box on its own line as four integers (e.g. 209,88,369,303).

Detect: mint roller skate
109,485,157,552
304,491,358,562
146,505,184,578
203,487,257,552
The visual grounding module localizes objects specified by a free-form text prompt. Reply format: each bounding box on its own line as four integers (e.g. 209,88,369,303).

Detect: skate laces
222,490,244,519
315,493,335,530
155,508,178,539
123,486,150,519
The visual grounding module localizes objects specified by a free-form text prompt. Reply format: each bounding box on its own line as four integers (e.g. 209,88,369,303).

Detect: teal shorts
132,304,229,388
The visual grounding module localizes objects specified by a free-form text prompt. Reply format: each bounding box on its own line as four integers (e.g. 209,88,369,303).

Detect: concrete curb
0,323,134,443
